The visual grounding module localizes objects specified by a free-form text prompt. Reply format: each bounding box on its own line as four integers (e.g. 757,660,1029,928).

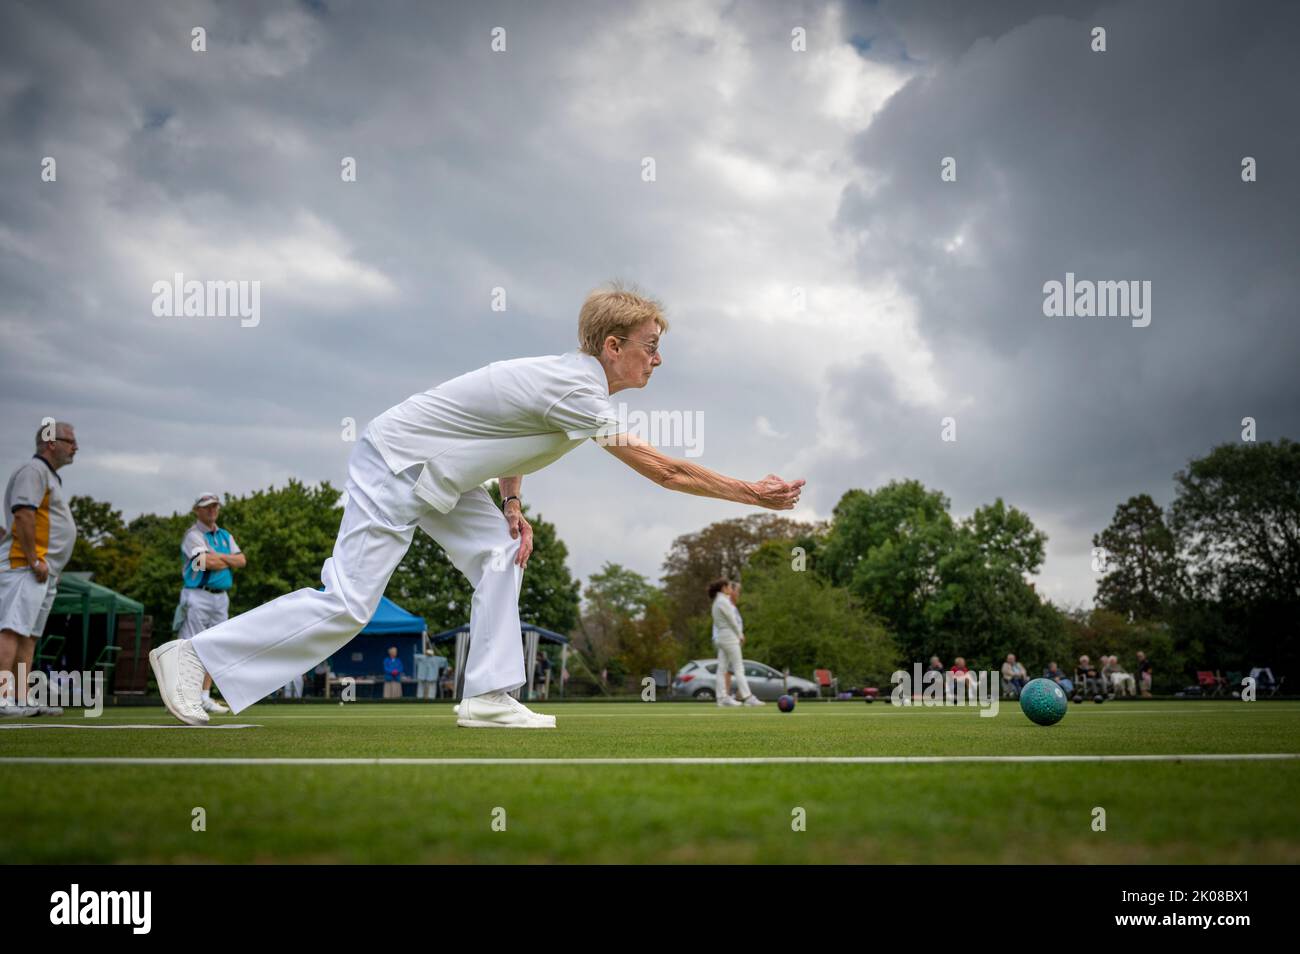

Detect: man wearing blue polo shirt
175,493,245,714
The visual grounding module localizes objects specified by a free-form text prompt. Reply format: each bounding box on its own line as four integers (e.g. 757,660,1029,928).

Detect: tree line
65,439,1297,694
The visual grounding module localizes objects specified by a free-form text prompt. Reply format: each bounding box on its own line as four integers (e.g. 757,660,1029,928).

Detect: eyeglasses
613,335,660,357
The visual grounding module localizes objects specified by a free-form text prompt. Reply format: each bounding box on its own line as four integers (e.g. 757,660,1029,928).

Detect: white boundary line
0,754,1296,766
0,723,261,730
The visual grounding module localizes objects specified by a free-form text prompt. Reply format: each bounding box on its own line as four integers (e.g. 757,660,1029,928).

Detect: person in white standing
710,578,764,707
0,422,78,717
174,493,245,714
150,284,804,728
414,648,441,700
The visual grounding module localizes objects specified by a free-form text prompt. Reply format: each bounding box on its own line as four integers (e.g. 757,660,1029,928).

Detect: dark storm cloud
826,0,1300,601
1,0,1294,606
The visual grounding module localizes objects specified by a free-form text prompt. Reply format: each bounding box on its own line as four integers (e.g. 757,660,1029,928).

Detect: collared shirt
414,654,445,681
1,455,77,574
181,520,242,590
364,351,624,514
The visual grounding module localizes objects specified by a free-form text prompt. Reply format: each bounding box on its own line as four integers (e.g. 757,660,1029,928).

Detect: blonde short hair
577,281,669,356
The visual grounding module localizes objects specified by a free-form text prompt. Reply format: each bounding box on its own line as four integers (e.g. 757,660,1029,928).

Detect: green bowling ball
1019,678,1069,726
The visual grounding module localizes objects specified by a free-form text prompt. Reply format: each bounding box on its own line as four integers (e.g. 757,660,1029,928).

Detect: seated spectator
949,656,976,699
1136,651,1153,697
924,655,944,701
1251,666,1276,686
1044,661,1074,696
1075,654,1109,697
1105,655,1136,697
1001,654,1028,697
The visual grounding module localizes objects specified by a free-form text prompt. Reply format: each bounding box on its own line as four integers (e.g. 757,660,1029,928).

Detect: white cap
194,493,220,508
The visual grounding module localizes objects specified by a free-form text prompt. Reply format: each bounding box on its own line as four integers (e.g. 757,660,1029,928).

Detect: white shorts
176,587,231,639
0,568,54,638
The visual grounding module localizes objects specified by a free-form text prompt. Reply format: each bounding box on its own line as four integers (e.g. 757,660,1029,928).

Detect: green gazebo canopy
51,572,144,617
46,571,146,669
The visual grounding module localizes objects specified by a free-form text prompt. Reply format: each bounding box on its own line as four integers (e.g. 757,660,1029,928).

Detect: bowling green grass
2,700,1298,864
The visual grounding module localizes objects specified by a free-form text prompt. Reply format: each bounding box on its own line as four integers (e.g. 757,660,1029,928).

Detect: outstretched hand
753,474,805,510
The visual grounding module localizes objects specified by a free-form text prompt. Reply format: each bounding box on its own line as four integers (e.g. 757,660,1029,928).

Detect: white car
670,658,820,700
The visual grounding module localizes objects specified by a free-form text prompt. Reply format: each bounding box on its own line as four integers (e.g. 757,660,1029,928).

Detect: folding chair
1195,671,1223,698
813,669,837,700
1249,667,1284,697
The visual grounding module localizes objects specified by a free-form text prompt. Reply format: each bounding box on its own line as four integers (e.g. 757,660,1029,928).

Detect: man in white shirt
150,284,805,728
0,421,79,717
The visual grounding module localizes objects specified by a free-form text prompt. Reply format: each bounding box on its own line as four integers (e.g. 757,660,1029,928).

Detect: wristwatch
502,495,521,509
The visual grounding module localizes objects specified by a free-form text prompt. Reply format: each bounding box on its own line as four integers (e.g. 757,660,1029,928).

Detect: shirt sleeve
9,464,47,512
545,387,624,440
182,528,207,560
224,531,241,555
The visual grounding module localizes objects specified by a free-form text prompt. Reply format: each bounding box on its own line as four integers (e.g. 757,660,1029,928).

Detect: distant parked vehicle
670,659,820,701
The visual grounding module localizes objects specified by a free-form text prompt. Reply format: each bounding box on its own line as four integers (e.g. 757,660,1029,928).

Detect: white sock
202,689,211,701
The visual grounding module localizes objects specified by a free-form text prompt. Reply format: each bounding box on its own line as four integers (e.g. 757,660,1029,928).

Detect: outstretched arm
595,432,804,510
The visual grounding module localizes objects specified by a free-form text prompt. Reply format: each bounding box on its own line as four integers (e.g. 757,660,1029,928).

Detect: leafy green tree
1168,439,1300,675
615,590,678,686
821,481,955,655
660,514,822,646
925,518,1064,671
575,562,656,673
740,540,900,687
217,481,345,614
65,496,140,586
1170,440,1300,605
98,510,196,630
823,483,1061,668
1093,494,1182,620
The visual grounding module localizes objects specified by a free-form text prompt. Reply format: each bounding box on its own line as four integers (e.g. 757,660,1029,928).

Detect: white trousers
176,587,229,639
192,435,525,713
715,640,751,700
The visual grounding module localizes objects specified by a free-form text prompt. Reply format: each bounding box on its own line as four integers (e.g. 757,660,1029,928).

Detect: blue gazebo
327,596,428,680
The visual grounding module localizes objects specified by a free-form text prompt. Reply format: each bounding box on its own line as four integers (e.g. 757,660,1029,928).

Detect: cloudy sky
2,0,1296,609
